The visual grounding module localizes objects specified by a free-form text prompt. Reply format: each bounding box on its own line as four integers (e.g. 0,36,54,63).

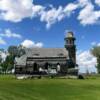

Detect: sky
0,0,100,73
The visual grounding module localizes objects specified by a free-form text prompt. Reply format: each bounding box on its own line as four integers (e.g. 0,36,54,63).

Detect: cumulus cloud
40,6,64,29
64,3,78,13
0,0,44,22
77,50,97,73
0,37,6,45
0,0,100,28
77,1,100,25
91,42,100,46
21,39,43,48
38,0,100,27
0,0,77,28
0,50,8,62
91,41,97,46
0,29,22,38
41,3,78,29
95,0,100,6
40,0,100,27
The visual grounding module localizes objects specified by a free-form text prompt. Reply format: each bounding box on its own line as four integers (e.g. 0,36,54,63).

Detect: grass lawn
0,75,100,100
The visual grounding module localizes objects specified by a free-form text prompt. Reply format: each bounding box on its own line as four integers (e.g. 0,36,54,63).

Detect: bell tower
64,31,76,64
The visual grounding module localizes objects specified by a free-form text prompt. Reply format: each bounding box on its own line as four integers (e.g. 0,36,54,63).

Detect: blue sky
0,0,100,73
0,0,100,50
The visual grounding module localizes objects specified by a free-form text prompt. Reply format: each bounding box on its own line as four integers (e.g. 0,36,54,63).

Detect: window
45,63,49,69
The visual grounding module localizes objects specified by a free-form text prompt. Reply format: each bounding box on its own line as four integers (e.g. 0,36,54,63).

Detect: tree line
0,45,100,74
0,45,25,74
91,46,100,73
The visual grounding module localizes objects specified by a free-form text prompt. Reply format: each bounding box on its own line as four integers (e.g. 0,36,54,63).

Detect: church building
14,32,78,76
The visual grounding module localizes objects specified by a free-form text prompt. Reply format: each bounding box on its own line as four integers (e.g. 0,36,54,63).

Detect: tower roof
66,31,74,38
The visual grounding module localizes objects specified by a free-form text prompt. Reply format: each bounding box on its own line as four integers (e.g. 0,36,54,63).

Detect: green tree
8,45,25,57
91,46,100,73
0,55,14,73
1,62,7,73
0,55,2,64
1,45,26,73
8,46,18,56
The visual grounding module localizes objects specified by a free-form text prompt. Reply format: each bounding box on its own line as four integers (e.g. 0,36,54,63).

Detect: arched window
19,67,22,71
57,63,60,72
33,63,38,71
70,40,72,45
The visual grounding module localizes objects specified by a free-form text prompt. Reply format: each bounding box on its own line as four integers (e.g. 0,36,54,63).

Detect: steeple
64,31,76,64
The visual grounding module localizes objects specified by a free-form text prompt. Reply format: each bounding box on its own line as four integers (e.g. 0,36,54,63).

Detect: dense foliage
0,45,25,73
91,46,100,73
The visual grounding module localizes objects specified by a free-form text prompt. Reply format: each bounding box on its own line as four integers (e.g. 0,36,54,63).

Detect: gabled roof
25,48,68,58
15,55,27,66
15,48,69,66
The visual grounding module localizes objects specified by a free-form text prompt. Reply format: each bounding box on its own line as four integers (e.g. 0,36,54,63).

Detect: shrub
78,74,84,79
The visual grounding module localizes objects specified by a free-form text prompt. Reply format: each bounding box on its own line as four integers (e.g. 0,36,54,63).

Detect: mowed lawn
0,75,100,100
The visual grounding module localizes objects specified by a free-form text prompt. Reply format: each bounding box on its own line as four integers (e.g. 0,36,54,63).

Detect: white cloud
40,6,64,29
0,50,8,62
0,29,22,38
78,0,90,7
0,37,6,45
77,2,100,25
0,0,82,28
0,0,100,28
34,42,43,48
91,42,100,46
0,0,44,22
77,50,97,73
32,5,45,17
95,0,100,6
97,43,100,46
64,3,78,13
40,2,79,29
91,41,97,46
21,39,43,48
40,0,100,27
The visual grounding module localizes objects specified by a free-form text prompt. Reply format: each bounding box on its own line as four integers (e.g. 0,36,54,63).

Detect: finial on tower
65,31,75,40
67,31,74,38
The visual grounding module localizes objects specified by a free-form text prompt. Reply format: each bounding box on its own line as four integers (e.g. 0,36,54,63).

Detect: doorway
33,63,38,71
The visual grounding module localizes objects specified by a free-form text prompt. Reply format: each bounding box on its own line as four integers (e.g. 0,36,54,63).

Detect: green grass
0,75,100,100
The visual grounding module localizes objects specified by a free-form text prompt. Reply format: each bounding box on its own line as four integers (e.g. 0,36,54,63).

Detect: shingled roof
25,48,68,57
15,48,69,66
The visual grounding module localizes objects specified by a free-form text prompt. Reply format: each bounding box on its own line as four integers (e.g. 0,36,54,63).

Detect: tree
8,46,18,56
0,55,2,64
1,62,7,73
0,54,14,73
0,45,26,73
8,45,25,57
91,46,100,73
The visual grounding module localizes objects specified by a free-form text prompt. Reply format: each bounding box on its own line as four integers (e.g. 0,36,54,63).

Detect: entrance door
45,62,49,70
33,63,38,72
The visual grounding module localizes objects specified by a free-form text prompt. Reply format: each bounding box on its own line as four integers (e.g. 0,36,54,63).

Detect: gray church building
15,32,78,76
